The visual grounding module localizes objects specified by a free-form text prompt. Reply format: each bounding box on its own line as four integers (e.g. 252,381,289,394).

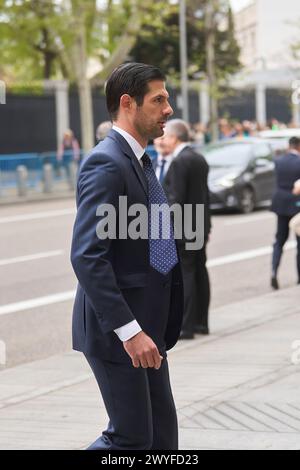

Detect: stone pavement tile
209,402,279,432
170,311,299,408
170,362,274,404
207,286,299,334
0,286,299,450
236,371,300,403
0,352,90,403
179,428,300,450
0,438,86,451
183,399,300,434
0,378,108,450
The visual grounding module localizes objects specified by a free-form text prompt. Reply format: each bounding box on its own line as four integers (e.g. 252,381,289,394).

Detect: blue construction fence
0,146,158,189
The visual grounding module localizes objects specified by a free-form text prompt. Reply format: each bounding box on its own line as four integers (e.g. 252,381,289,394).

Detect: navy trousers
272,214,300,280
84,354,178,450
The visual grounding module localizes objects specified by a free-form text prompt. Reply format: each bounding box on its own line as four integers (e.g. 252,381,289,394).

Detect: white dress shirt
112,125,144,341
113,125,145,164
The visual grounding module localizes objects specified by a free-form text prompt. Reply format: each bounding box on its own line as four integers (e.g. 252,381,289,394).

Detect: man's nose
164,103,173,117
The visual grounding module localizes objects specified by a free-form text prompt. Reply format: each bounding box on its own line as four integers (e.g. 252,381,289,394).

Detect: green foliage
0,0,100,82
0,0,67,81
131,0,241,81
0,0,241,86
6,81,44,95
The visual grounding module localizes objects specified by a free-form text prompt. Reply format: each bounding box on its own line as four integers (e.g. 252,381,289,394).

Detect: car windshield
202,143,253,168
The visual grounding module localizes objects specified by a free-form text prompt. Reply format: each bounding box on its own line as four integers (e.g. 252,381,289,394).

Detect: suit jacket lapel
107,129,148,197
129,152,148,196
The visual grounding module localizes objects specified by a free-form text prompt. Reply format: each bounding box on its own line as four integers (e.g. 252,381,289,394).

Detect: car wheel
239,187,255,214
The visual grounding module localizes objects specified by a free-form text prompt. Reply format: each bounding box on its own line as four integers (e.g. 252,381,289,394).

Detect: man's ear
120,94,132,112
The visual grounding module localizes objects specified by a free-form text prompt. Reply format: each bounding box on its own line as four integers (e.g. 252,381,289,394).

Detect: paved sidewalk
0,286,299,450
0,189,74,206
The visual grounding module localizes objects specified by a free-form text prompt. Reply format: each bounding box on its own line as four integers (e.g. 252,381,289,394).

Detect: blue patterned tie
142,153,178,275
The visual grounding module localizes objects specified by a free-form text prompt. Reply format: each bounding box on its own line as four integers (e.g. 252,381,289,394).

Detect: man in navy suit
70,63,183,450
271,136,300,289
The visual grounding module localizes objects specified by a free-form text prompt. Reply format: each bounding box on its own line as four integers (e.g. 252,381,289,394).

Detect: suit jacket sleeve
70,152,136,334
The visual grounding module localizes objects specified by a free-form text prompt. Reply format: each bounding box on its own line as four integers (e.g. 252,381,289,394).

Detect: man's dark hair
105,62,166,120
289,136,300,148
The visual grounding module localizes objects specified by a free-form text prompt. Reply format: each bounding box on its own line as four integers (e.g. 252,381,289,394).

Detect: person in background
271,137,300,289
219,118,235,140
234,122,245,139
163,119,211,339
57,129,80,178
153,136,172,183
204,121,212,144
242,120,254,137
271,118,280,131
192,123,205,145
96,121,112,142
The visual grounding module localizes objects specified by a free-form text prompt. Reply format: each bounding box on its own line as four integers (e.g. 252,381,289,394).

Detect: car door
252,143,275,203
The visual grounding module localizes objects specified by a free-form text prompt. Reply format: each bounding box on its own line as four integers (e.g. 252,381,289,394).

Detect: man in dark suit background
70,63,183,450
271,136,300,289
163,119,211,340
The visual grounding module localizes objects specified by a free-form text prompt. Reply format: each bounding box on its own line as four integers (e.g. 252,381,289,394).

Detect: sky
230,0,253,12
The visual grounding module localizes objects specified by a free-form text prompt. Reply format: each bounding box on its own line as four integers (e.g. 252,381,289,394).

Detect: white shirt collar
173,142,190,158
112,125,145,161
290,149,300,156
157,153,172,163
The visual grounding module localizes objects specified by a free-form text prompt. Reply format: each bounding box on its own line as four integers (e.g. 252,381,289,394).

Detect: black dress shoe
271,276,279,290
195,325,210,335
179,331,195,340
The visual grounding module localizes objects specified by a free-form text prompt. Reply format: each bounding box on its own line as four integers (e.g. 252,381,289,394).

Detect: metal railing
0,153,43,188
0,146,157,197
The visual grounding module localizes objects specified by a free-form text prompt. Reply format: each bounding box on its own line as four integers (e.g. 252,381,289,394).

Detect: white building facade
229,0,300,125
234,0,300,70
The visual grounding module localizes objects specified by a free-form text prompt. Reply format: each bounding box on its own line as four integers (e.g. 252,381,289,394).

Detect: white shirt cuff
114,320,142,341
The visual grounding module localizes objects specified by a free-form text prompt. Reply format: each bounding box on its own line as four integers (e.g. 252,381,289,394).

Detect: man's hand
293,179,300,196
123,331,163,369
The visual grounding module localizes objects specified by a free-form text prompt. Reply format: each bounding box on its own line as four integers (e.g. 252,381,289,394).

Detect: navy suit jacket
70,129,183,362
271,152,300,216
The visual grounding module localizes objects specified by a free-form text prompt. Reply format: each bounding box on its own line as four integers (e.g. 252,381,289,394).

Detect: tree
0,0,66,82
60,0,97,151
0,0,167,150
131,0,241,136
204,0,218,141
131,0,241,81
91,0,166,86
0,0,241,147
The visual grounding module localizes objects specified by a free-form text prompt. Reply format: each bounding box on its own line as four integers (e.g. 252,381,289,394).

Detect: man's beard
134,113,163,141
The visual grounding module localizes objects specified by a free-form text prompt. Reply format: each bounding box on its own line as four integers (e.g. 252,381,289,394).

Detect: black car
194,138,276,214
